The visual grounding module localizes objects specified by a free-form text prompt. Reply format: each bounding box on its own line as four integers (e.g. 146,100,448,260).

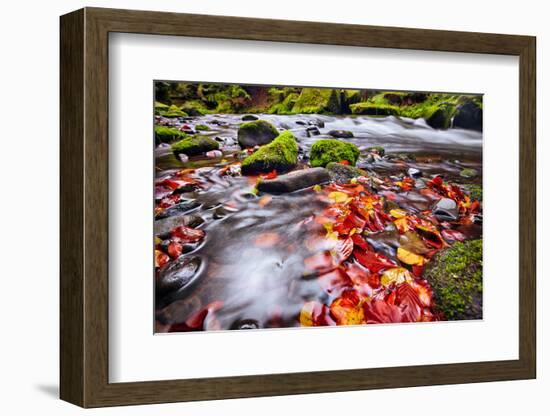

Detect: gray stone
328,130,354,138
433,197,458,221
258,167,330,193
242,114,259,121
326,162,367,184
156,256,202,297
306,126,321,136
408,167,422,178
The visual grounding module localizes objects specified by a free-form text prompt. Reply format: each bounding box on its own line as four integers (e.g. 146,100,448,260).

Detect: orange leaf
397,247,426,266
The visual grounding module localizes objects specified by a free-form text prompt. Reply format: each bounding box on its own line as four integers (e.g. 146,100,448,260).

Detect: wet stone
258,168,330,194
433,197,458,221
156,256,202,297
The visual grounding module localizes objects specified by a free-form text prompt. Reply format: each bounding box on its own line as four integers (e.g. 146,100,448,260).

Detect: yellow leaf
389,209,407,219
313,184,321,192
380,267,413,287
328,191,349,203
300,301,316,326
397,247,426,265
154,236,162,245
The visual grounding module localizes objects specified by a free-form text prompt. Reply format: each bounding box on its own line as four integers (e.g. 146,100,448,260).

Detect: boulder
423,239,483,320
326,162,367,184
453,100,482,131
237,120,279,148
171,135,219,157
328,130,354,138
241,131,299,174
154,126,188,144
156,256,202,297
242,114,259,121
258,167,330,193
310,139,360,167
432,197,458,221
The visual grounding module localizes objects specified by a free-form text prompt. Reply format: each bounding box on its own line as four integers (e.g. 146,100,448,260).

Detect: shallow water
154,114,482,331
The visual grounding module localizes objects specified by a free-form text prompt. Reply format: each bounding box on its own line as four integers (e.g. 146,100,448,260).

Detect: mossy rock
154,101,170,115
161,105,188,118
310,139,360,168
195,124,210,131
180,100,209,116
425,104,455,129
171,135,219,157
238,120,279,148
423,239,483,320
460,168,478,179
241,131,299,174
453,100,483,131
326,162,367,183
291,88,332,114
154,126,188,144
463,184,483,201
349,102,400,116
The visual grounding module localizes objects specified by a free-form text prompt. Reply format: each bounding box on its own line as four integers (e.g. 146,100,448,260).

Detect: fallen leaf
397,247,427,266
380,267,413,287
171,225,205,243
155,249,170,268
354,249,396,273
330,290,365,325
258,195,272,207
328,191,350,203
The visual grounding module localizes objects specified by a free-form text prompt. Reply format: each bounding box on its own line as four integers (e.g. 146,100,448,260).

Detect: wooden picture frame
60,7,536,408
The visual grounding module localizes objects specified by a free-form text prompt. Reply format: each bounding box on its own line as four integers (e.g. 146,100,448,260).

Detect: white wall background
0,0,546,414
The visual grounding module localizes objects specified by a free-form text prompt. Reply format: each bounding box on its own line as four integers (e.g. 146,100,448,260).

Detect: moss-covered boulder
326,162,368,183
154,126,188,144
310,139,360,168
241,131,299,174
238,120,279,148
195,124,210,131
292,88,332,114
161,104,188,118
423,239,483,320
425,104,455,129
171,135,219,157
349,102,399,116
154,101,170,115
460,168,478,179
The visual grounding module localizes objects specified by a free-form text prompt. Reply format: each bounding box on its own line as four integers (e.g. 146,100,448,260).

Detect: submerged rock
156,200,201,220
237,120,279,148
257,167,330,193
328,130,354,138
154,214,204,237
423,239,483,320
241,131,299,174
241,114,259,121
326,162,367,184
156,256,202,297
432,197,458,221
310,139,360,167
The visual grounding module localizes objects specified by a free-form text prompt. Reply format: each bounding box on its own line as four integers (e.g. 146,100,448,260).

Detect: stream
154,114,482,332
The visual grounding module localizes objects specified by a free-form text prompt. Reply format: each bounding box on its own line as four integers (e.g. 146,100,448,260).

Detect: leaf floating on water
328,191,350,203
397,247,426,266
334,237,354,262
258,195,272,207
363,300,410,324
254,232,281,248
300,301,334,326
170,225,205,243
155,249,170,269
389,209,408,219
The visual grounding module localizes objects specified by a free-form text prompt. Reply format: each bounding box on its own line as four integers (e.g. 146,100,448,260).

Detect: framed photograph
60,7,536,408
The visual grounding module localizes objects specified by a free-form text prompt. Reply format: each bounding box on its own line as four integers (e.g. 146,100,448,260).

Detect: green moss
463,184,483,201
154,126,188,144
326,162,368,183
195,124,210,131
241,131,299,174
180,100,210,116
269,93,299,114
154,101,170,115
238,120,279,147
161,104,188,118
291,88,332,114
460,168,478,179
423,239,483,320
310,139,360,168
350,102,400,116
171,135,219,157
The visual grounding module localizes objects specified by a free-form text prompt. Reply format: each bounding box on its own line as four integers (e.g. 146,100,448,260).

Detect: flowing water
154,114,482,332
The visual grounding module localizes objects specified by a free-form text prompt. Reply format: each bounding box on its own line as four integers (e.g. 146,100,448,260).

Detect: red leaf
441,229,466,243
261,169,278,180
363,300,411,324
353,249,396,274
339,160,350,165
334,237,354,262
167,241,183,259
170,225,205,243
351,234,372,251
